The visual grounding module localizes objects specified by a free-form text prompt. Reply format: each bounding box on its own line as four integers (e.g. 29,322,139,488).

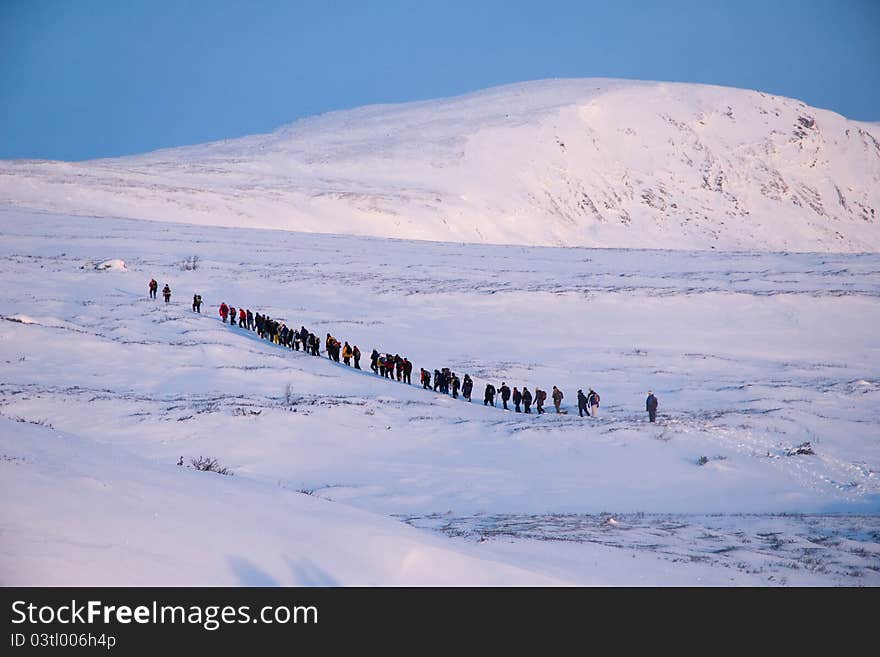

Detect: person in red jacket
219,302,229,323
238,308,246,327
148,279,158,299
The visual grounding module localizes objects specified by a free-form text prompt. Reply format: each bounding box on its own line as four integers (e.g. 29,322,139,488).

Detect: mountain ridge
1,78,878,252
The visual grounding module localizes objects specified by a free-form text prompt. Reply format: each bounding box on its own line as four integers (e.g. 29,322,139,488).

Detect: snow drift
1,79,878,252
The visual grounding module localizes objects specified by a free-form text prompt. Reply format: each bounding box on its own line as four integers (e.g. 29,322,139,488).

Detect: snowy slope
2,208,878,585
1,79,878,252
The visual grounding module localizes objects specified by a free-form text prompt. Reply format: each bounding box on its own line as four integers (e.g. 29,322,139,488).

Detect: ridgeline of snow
1,79,878,252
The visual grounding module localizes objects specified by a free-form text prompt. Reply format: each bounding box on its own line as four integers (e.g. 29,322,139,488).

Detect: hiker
238,308,246,327
646,391,659,423
552,386,564,413
353,345,361,369
440,368,450,394
462,374,473,402
370,349,380,374
451,374,460,398
421,368,431,390
310,333,320,356
484,383,496,407
326,334,335,360
192,294,202,312
387,354,396,379
433,369,441,392
403,358,413,384
586,388,600,417
246,309,254,331
500,383,511,410
513,387,522,412
522,387,533,413
342,342,353,366
395,355,403,382
219,302,229,323
149,279,158,299
229,306,237,326
577,390,588,417
162,284,171,303
535,388,546,414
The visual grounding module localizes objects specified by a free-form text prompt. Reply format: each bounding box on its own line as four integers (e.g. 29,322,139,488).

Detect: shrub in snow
179,255,200,271
232,407,261,417
697,455,728,466
786,442,815,456
189,456,234,476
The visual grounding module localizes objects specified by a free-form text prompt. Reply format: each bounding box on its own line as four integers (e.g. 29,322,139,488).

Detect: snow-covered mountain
1,78,879,251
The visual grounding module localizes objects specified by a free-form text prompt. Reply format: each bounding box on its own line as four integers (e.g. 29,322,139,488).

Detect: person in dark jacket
513,387,522,412
229,306,236,326
646,391,658,422
451,374,460,398
192,294,202,313
499,383,511,410
433,369,441,392
246,309,254,330
353,345,361,369
462,375,473,402
484,383,496,407
522,387,532,413
403,358,412,384
370,349,380,373
149,279,158,299
420,368,430,389
577,389,588,417
162,284,171,303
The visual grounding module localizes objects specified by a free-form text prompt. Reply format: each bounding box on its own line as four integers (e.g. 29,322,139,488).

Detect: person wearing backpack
586,388,600,417
148,279,158,299
535,388,546,414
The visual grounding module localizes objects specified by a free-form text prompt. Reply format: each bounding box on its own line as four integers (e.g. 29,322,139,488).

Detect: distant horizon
2,0,878,161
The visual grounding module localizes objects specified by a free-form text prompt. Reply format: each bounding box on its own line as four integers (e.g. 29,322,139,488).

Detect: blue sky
1,0,878,160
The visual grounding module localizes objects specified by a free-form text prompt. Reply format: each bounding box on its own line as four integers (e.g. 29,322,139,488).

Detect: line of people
148,279,659,422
